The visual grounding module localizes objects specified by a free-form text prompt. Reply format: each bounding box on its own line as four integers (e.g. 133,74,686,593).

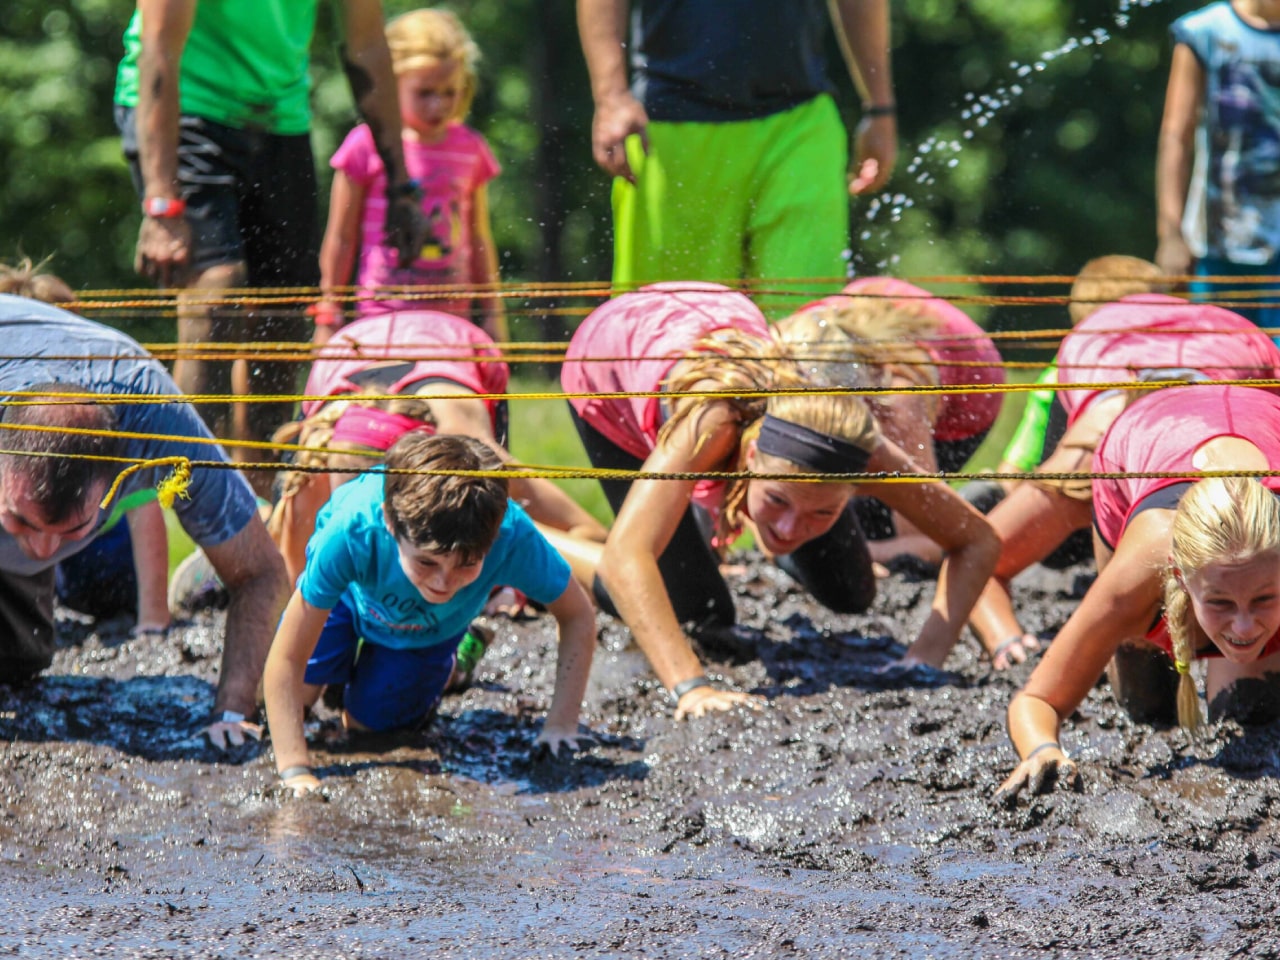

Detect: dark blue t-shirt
632,0,833,122
0,295,258,575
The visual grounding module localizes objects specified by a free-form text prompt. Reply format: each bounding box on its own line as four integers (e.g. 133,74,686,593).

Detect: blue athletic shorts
303,599,462,732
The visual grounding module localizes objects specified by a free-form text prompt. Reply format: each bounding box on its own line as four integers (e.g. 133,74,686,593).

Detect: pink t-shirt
1091,384,1280,548
1057,295,1280,427
332,123,500,319
562,282,770,518
807,278,1005,442
304,310,509,427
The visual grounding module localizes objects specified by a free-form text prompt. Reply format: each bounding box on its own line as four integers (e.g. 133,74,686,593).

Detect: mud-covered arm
577,0,648,181
335,0,424,266
262,591,330,787
202,516,291,720
1155,43,1203,277
828,0,896,194
865,439,1000,667
536,577,597,751
1000,512,1169,797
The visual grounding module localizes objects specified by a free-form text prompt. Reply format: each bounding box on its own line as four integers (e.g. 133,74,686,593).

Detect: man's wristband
671,675,711,701
1026,741,1062,761
142,196,186,219
278,765,312,781
862,103,897,118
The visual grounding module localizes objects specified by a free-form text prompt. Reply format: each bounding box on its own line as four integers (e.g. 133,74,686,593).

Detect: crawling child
263,433,595,795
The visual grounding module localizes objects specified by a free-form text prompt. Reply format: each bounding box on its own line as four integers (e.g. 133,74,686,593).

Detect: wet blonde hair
1163,476,1280,731
1069,256,1168,326
654,327,879,543
0,256,75,305
386,8,480,120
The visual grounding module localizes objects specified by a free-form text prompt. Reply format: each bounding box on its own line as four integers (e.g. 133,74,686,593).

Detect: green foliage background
3,0,1190,345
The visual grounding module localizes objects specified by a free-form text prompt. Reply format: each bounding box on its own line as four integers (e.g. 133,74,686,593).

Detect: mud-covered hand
135,215,192,287
279,765,321,798
994,743,1079,805
674,685,764,721
849,114,897,195
384,193,429,269
990,633,1042,672
591,92,649,183
205,710,264,751
533,725,593,760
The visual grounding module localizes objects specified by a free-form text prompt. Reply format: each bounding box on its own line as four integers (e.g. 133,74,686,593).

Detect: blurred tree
0,0,1196,352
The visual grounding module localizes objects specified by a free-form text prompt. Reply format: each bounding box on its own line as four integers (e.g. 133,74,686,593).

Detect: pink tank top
561,282,770,519
815,278,1005,441
1057,295,1280,426
1091,384,1280,548
304,311,509,425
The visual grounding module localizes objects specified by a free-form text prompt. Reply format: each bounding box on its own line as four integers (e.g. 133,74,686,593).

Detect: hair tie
1174,659,1191,676
755,414,871,476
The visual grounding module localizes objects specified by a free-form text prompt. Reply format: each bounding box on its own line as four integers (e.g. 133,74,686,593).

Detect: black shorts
117,106,320,284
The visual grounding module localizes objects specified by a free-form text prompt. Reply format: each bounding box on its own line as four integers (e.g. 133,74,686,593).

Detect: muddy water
1,559,1277,957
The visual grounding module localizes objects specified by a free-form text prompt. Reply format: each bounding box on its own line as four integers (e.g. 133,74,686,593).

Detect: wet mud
2,558,1279,957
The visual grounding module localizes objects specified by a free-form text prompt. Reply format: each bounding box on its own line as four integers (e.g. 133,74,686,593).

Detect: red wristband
306,302,343,326
142,196,186,219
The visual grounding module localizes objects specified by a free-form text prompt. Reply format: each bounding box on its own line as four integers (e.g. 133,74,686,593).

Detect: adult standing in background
114,0,427,497
576,0,897,313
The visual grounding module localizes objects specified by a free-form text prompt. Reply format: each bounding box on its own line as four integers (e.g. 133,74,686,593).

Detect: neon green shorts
613,94,849,317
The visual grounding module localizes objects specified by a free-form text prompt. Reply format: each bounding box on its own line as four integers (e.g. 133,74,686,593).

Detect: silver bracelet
278,765,312,781
213,710,245,725
670,675,712,701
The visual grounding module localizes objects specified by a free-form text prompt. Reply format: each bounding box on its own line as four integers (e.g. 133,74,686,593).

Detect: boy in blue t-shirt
263,433,596,796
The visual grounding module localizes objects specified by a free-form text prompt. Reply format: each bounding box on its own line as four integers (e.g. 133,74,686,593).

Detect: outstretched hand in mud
989,633,1042,672
205,716,264,751
993,745,1080,806
674,685,764,721
532,725,593,762
281,769,322,798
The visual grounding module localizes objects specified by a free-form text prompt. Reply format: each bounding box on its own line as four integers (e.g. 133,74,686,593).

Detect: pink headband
330,406,432,452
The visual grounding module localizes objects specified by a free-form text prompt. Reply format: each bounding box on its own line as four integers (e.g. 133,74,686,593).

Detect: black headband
755,414,871,476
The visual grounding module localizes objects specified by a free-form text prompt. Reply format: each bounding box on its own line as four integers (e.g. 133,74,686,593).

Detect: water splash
854,1,1172,275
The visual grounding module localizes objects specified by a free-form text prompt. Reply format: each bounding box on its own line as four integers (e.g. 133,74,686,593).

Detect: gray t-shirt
0,295,258,575
631,0,833,122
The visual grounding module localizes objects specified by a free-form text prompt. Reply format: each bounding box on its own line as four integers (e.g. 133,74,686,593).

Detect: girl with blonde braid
561,283,999,720
998,385,1280,803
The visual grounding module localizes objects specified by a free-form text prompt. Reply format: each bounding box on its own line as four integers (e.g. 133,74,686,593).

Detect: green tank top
115,0,318,135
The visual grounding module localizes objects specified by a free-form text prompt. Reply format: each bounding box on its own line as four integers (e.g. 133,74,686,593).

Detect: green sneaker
450,623,492,692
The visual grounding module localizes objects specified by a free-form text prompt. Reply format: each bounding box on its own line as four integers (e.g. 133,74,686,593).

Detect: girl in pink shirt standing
316,8,505,343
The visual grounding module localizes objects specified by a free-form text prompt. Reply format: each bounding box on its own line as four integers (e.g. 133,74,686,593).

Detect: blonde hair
0,256,74,305
386,8,480,120
1163,476,1280,731
653,327,880,543
1069,256,1168,325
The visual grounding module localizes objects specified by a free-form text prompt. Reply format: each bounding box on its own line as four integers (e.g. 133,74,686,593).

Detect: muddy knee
1107,644,1180,725
1208,672,1280,726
